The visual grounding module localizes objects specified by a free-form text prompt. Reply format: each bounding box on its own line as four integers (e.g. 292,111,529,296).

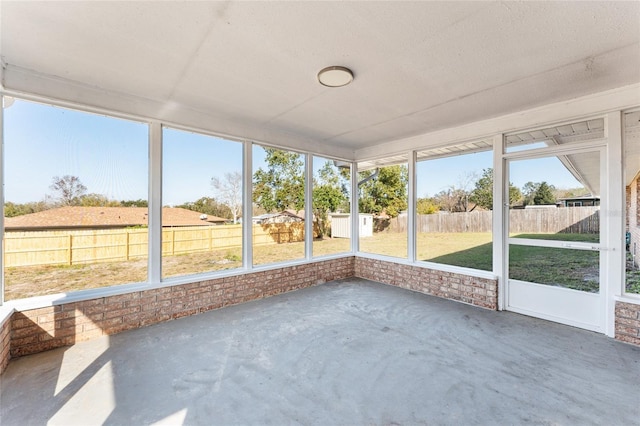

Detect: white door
505,146,606,332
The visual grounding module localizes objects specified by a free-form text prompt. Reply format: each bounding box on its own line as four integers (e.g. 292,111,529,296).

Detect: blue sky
3,99,583,205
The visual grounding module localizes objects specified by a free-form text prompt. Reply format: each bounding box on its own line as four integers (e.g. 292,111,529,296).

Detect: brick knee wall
615,301,640,345
9,257,355,359
355,257,498,310
0,314,10,374
3,257,638,372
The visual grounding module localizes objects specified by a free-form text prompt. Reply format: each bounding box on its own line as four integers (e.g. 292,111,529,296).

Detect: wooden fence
4,223,305,268
4,207,599,268
389,206,600,234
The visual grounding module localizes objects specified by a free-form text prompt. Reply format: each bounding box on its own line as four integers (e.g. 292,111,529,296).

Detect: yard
4,232,638,300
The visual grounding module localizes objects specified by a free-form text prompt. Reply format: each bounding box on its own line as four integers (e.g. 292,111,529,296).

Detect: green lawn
4,231,638,300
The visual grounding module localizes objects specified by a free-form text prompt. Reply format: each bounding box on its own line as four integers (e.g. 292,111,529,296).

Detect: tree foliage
50,175,87,206
253,148,305,213
252,150,348,238
4,201,49,217
523,181,557,205
533,181,556,205
177,197,232,219
358,165,408,217
469,168,522,210
120,199,148,207
313,162,348,238
416,197,439,215
211,171,242,224
434,187,471,213
78,193,121,207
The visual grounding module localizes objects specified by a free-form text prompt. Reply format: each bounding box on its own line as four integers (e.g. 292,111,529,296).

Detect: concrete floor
1,279,639,426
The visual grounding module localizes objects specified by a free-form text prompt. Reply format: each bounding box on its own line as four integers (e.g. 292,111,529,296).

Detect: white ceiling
1,1,639,159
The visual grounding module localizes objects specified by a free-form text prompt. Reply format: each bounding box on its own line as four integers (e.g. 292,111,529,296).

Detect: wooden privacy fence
4,223,305,268
390,206,600,234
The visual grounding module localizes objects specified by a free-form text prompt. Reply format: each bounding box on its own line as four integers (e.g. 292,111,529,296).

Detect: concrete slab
1,278,639,425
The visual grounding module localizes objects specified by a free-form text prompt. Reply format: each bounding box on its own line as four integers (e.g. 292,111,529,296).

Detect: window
312,156,351,257
625,111,640,295
357,159,408,259
415,145,493,271
3,99,148,300
252,145,306,266
162,128,243,279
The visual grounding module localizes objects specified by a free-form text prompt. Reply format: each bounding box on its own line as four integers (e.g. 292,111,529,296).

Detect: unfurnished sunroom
0,2,639,425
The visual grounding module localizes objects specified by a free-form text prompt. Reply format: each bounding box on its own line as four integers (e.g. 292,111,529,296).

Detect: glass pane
3,99,148,300
252,145,305,266
357,161,408,259
509,245,599,293
312,157,351,257
624,111,640,294
416,148,492,271
162,128,243,279
509,151,600,243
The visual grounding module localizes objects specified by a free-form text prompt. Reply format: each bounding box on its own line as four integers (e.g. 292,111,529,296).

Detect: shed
329,213,373,238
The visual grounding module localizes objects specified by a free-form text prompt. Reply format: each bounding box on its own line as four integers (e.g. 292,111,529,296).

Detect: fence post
171,229,175,255
68,234,73,266
125,231,130,261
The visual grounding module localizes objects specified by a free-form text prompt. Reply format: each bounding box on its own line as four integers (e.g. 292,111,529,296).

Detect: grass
626,252,640,294
4,231,638,300
509,234,599,293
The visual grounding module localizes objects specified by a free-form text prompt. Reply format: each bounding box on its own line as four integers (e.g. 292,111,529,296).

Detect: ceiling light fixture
317,66,354,88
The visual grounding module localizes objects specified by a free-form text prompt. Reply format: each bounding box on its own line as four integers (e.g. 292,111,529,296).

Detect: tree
50,175,87,206
211,171,242,224
178,197,231,219
313,162,348,238
416,197,439,215
470,168,522,210
253,148,305,213
4,201,50,217
358,165,408,217
533,181,556,205
120,199,148,207
522,181,557,206
434,187,469,213
78,193,121,207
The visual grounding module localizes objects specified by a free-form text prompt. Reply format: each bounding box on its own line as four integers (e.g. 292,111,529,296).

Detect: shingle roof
4,206,228,230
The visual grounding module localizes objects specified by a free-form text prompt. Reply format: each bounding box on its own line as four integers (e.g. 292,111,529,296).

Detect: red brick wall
3,255,638,370
9,257,355,358
355,257,498,310
0,314,11,374
615,301,640,346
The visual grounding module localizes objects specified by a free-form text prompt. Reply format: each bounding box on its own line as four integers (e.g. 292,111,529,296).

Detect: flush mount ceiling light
317,66,354,87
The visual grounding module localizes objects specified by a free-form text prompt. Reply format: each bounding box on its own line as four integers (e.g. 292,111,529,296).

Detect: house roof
4,207,228,230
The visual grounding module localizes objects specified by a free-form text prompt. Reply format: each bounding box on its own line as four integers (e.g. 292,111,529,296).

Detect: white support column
492,134,506,311
148,121,162,284
351,162,359,253
305,153,313,259
0,97,5,304
242,142,253,270
407,151,417,262
604,111,624,337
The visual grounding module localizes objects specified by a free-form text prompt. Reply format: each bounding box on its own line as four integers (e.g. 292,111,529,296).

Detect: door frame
501,140,609,332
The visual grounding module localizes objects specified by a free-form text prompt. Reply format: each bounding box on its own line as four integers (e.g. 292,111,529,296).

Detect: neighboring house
558,195,600,207
3,206,228,231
